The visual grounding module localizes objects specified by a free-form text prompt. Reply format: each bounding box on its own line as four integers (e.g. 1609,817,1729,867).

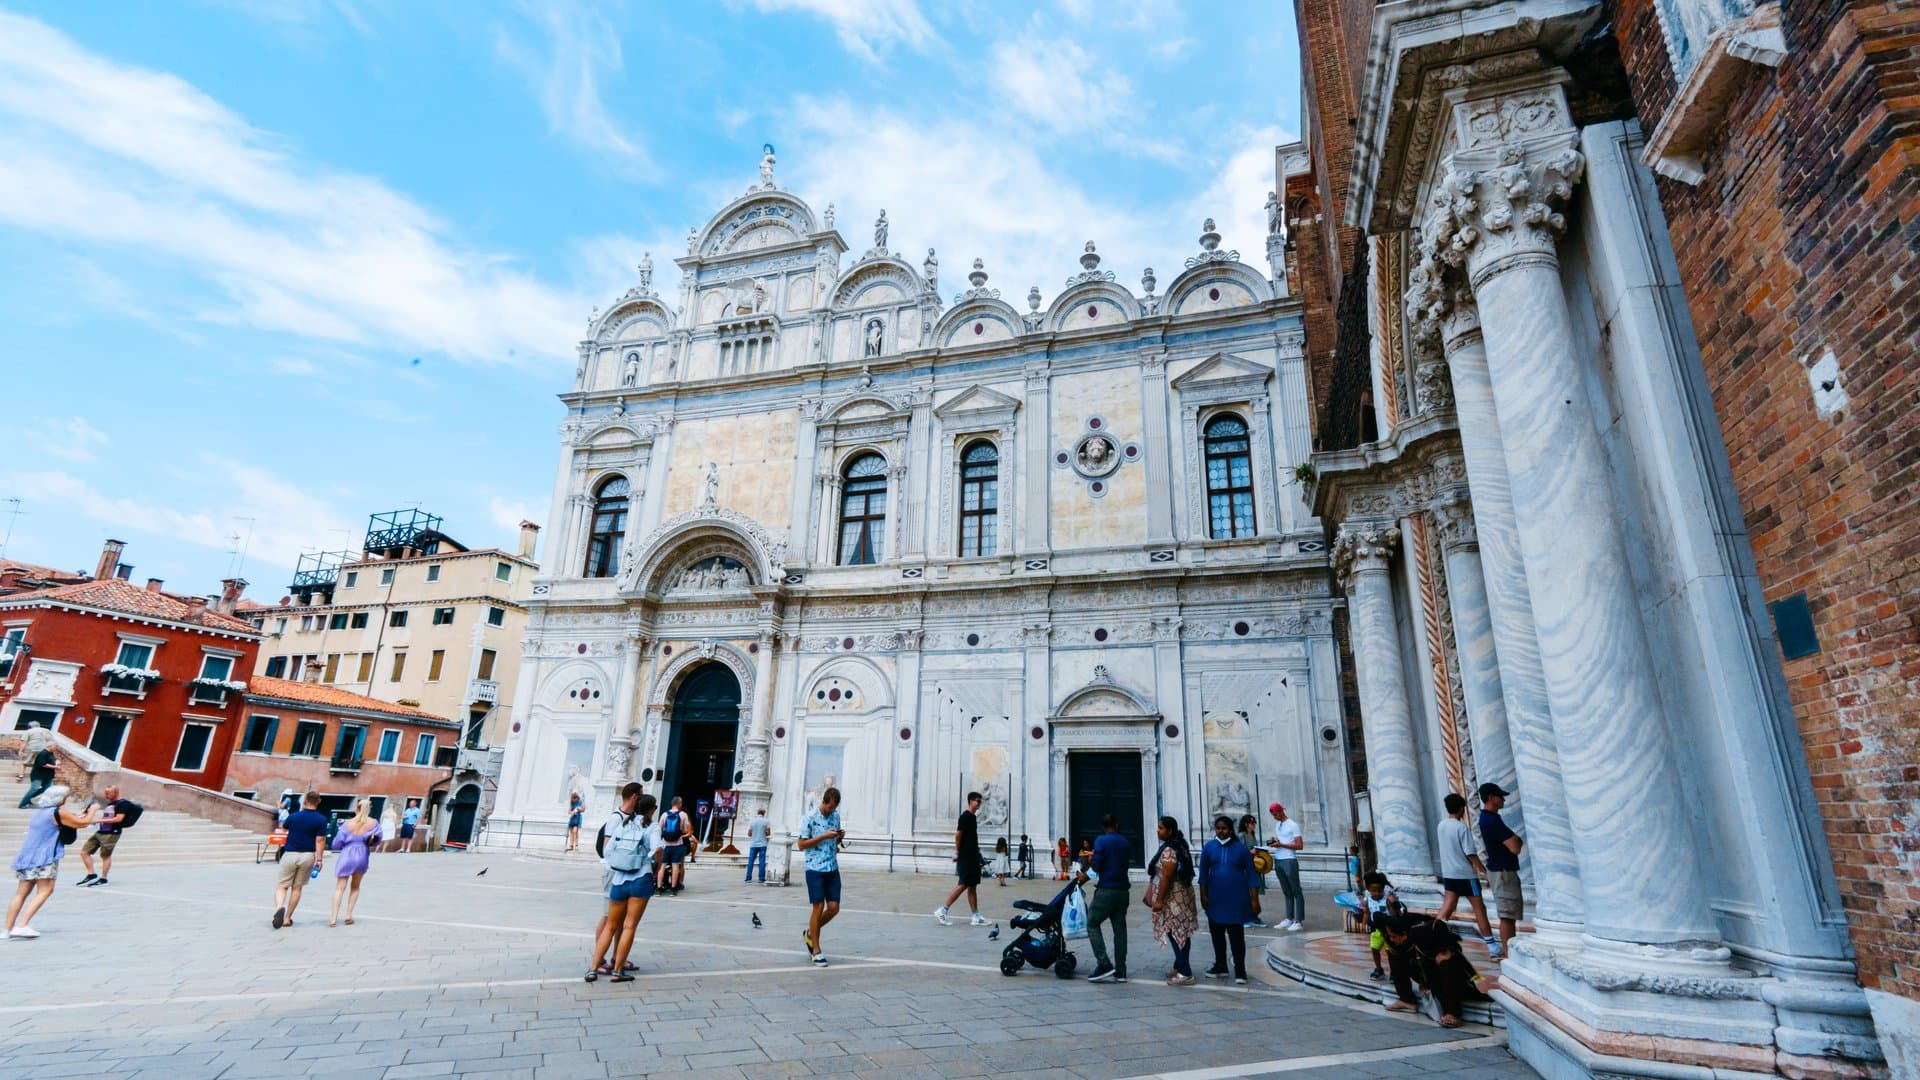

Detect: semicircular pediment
617,505,788,598
1164,259,1273,316
830,257,924,310
1046,280,1141,333
1053,665,1155,719
933,297,1024,348
695,191,820,258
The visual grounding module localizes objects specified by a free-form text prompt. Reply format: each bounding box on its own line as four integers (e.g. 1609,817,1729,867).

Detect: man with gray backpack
586,784,661,983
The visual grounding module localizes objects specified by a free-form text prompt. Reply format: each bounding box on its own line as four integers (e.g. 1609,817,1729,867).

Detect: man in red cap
1267,801,1305,930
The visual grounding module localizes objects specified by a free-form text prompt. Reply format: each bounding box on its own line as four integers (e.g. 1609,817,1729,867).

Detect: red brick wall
1613,0,1920,1000
2,607,256,790
224,704,455,811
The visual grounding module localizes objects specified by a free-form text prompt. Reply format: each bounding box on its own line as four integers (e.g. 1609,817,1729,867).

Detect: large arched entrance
446,783,481,847
663,662,742,821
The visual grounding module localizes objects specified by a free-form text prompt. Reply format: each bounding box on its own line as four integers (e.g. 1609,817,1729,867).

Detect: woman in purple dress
6,786,97,939
328,798,383,927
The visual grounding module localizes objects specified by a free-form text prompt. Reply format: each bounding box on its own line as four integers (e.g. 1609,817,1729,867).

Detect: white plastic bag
1063,885,1090,939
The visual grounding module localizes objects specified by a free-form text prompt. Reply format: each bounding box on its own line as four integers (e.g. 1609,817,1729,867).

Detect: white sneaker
8,926,39,939
934,907,952,925
969,913,990,926
1287,920,1305,932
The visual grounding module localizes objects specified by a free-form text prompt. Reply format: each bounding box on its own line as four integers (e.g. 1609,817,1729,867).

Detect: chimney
517,520,541,560
146,578,165,593
184,597,208,619
218,578,247,615
94,539,125,581
115,564,133,581
302,660,323,683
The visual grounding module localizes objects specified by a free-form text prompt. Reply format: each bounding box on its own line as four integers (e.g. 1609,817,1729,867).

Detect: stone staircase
0,776,268,869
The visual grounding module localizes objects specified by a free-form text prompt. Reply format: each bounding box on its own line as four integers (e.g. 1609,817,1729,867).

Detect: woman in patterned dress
1145,815,1199,985
328,798,384,927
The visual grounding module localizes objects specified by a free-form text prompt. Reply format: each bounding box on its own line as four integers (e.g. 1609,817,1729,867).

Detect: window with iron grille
837,453,888,565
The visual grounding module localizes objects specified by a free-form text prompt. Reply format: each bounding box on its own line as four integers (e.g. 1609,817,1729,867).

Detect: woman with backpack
6,785,98,939
588,784,660,983
1144,816,1199,986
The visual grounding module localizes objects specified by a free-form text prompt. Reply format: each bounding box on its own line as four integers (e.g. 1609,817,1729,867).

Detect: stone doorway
1068,751,1145,867
663,662,741,822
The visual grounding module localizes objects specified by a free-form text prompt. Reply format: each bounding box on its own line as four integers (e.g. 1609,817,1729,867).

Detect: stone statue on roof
759,144,776,189
874,210,889,252
637,252,653,293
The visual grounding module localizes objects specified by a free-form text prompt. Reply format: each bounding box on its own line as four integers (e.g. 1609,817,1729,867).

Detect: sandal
345,918,354,926
610,971,635,983
584,965,611,983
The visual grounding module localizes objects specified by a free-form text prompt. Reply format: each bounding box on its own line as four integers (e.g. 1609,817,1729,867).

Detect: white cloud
36,418,108,465
989,37,1133,134
488,496,542,535
1184,125,1293,272
746,0,933,63
0,11,580,367
2,456,358,582
493,2,651,170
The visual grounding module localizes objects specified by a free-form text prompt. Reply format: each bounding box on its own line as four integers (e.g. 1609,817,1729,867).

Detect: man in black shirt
1380,915,1501,1027
933,791,988,926
16,739,56,808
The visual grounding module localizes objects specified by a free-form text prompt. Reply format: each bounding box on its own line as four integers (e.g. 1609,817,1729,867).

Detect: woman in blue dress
328,798,384,927
1199,814,1262,983
6,785,97,939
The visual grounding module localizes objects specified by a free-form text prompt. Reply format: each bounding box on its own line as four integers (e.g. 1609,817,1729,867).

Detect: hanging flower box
99,663,162,682
190,676,249,692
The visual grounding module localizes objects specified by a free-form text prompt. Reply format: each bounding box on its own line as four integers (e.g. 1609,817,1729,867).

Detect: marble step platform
1266,928,1506,1028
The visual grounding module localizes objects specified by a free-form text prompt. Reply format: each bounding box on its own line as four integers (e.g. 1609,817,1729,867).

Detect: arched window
957,440,998,557
1203,414,1256,539
583,475,630,578
837,453,888,565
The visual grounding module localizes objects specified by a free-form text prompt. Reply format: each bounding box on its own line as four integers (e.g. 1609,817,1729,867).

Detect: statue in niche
874,210,888,251
1266,191,1282,235
759,143,776,189
978,779,1010,831
637,252,653,292
701,462,720,506
864,318,884,358
621,353,640,386
1212,780,1252,820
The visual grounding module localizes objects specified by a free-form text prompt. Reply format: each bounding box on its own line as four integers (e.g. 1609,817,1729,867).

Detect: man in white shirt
1267,802,1306,930
745,808,771,883
1435,792,1499,958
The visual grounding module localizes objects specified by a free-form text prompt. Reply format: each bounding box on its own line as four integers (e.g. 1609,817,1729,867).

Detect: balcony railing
467,678,500,704
328,753,363,775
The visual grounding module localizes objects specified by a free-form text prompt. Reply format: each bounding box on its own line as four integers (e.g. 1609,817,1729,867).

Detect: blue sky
0,0,1301,599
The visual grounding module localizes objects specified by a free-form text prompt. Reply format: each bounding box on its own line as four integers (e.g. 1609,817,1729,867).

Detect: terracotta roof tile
19,578,260,635
246,676,450,722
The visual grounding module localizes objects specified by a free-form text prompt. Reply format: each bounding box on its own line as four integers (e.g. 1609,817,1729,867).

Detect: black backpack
115,800,144,830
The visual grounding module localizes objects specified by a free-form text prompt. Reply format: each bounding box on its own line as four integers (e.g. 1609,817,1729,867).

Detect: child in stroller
999,879,1080,978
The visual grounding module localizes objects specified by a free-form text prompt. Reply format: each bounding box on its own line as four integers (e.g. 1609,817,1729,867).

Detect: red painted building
0,541,259,790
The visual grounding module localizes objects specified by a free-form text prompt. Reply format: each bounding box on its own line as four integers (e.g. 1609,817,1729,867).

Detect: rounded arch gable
593,298,673,343
537,659,615,712
830,258,924,310
1165,261,1273,316
1053,669,1155,718
1046,281,1141,333
693,191,819,257
622,508,786,598
933,298,1023,348
800,655,896,712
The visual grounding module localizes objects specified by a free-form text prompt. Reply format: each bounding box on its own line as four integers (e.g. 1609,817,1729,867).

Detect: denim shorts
610,874,657,902
805,869,842,905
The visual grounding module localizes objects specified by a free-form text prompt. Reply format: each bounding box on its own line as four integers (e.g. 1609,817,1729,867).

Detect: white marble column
1333,524,1434,884
1441,83,1721,956
1139,352,1176,544
1429,494,1519,827
1430,294,1585,940
736,631,777,820
604,629,647,783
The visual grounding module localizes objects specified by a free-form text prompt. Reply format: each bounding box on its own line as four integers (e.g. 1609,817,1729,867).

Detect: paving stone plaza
0,854,1531,1079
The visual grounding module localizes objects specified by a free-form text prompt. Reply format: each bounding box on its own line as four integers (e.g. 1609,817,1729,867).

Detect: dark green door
1068,751,1145,868
663,663,740,823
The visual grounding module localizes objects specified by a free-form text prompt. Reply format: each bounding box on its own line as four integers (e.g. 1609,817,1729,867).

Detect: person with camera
797,786,846,966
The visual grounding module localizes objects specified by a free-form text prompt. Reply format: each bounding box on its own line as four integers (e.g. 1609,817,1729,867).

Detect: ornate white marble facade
493,157,1348,874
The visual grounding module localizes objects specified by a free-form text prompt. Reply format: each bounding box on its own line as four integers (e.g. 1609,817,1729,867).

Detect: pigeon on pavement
476,868,488,876
987,923,1000,940
752,912,763,928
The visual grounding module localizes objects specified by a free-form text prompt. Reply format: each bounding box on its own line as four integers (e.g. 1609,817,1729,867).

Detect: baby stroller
999,880,1080,978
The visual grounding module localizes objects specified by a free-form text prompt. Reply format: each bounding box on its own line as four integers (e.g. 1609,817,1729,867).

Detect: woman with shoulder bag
1144,816,1199,985
6,786,97,939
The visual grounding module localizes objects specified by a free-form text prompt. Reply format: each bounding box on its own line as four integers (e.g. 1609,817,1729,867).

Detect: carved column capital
1428,82,1585,289
1332,524,1401,587
1431,489,1477,551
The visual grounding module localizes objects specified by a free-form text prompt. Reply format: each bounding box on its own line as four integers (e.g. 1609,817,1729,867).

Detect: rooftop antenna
227,517,256,579
0,498,19,560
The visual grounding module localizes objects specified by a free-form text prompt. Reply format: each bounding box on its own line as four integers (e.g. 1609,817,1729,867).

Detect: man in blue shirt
1077,814,1132,983
272,791,328,929
1477,782,1524,958
400,799,422,853
797,787,846,967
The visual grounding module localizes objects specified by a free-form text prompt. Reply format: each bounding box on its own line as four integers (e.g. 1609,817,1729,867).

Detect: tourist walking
328,798,383,927
934,791,988,925
587,784,660,982
399,798,422,853
1146,816,1198,985
797,786,845,966
1476,783,1523,958
744,807,770,883
15,728,55,809
272,791,328,929
660,796,692,895
7,786,97,939
1379,913,1501,1028
1200,815,1261,983
76,785,140,888
1435,793,1499,958
1266,802,1305,930
1078,814,1131,983
566,793,584,853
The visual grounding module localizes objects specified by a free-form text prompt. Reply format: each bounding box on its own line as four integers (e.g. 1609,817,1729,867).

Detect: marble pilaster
1332,524,1434,885
1438,79,1720,957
